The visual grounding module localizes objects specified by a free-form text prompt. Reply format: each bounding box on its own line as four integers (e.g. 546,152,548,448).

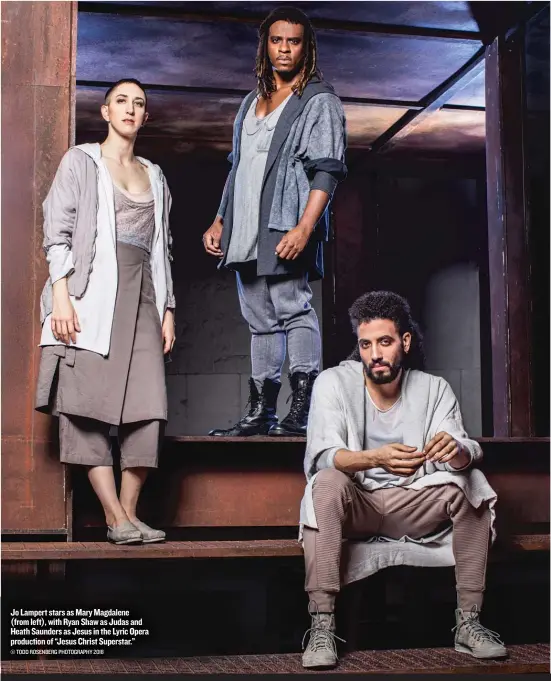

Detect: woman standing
36,79,176,545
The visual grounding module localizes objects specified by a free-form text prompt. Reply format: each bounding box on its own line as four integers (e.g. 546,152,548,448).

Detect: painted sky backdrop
76,1,488,154
97,1,481,30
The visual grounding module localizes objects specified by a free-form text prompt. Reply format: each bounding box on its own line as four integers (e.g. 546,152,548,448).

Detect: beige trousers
304,468,491,612
59,415,163,470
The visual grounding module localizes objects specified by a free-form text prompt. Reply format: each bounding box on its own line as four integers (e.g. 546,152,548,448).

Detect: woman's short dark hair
104,79,147,109
347,290,425,370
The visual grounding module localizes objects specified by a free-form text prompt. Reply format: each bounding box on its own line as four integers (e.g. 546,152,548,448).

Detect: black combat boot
268,371,318,437
209,378,280,436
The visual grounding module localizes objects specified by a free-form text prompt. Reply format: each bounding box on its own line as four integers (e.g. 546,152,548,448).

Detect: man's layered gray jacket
217,77,347,280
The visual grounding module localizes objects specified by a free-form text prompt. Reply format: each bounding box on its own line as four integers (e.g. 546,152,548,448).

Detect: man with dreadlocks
300,291,506,668
203,7,347,437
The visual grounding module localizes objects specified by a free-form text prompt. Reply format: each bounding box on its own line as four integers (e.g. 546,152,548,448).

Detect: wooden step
166,436,550,444
2,534,548,562
1,538,302,561
509,533,550,551
1,643,548,674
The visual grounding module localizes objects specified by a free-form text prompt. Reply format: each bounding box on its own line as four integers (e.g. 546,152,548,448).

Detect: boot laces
229,396,253,426
242,383,261,418
302,617,345,656
285,385,308,420
453,607,504,645
244,395,254,417
302,603,345,657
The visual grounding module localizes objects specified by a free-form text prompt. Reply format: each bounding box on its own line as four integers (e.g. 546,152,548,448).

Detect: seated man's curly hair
347,291,425,370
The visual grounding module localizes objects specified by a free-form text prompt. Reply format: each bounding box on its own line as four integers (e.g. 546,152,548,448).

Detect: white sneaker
302,604,345,669
453,606,508,659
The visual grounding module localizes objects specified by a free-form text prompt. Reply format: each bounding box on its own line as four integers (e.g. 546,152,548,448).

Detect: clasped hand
375,432,462,477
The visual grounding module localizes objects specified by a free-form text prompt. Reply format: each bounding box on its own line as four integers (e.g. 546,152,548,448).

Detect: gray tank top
225,93,292,266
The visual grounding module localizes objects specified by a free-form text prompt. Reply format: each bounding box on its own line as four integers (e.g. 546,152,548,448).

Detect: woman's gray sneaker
132,519,166,543
106,520,142,545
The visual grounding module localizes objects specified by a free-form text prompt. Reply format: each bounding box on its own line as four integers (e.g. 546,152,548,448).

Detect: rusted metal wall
68,439,548,534
1,1,77,533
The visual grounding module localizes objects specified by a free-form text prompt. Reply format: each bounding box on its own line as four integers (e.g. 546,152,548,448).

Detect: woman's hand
51,278,80,344
162,308,175,355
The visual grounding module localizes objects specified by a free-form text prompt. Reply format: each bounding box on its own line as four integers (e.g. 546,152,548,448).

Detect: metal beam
78,2,482,41
443,103,485,112
77,79,421,108
76,79,484,112
78,81,253,99
485,32,534,436
368,46,486,154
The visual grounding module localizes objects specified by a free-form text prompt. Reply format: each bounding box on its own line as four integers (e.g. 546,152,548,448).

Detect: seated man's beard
363,355,403,385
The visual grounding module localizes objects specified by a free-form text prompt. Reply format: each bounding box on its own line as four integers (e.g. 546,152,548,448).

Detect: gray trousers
236,271,321,386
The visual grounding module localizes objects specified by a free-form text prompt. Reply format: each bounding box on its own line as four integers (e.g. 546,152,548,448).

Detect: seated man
300,290,506,669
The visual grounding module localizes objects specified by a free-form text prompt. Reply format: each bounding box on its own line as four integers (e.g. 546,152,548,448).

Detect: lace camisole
113,183,155,253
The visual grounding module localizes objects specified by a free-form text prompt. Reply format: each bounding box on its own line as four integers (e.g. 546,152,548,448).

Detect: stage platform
2,643,549,675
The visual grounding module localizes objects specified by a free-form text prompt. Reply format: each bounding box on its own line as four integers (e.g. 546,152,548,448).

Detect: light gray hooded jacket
40,143,175,356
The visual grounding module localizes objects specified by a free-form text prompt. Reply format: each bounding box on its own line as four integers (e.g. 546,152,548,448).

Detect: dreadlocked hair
255,6,322,99
346,291,426,370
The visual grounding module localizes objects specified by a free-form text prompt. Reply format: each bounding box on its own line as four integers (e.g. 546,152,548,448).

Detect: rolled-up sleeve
315,446,341,471
300,94,347,198
304,158,348,195
42,150,78,284
46,245,75,285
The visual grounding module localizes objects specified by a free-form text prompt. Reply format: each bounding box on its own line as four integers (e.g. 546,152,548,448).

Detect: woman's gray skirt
36,241,167,425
